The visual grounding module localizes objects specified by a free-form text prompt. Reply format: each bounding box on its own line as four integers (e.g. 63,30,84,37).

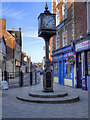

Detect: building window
56,0,60,6
56,35,60,49
62,31,67,47
1,39,6,54
62,2,67,21
56,9,60,26
54,62,58,76
65,61,72,78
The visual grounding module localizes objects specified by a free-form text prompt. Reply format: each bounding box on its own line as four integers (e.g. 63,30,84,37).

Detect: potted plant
66,53,75,65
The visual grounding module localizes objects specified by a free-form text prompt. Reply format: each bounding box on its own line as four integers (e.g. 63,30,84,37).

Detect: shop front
52,45,76,88
75,39,90,90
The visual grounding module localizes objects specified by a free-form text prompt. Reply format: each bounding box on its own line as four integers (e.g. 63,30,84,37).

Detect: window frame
62,2,67,21
64,61,73,79
62,30,67,47
54,62,58,76
56,9,60,26
56,34,60,49
56,0,60,6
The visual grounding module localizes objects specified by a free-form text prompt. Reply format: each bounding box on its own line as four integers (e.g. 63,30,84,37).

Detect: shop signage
75,40,90,52
52,46,71,56
53,55,62,60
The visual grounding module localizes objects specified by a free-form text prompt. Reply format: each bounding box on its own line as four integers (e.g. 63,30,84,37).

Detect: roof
22,52,26,56
0,26,15,59
8,29,22,46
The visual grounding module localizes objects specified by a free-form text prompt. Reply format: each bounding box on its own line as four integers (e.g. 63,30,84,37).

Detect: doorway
77,53,82,88
59,61,62,84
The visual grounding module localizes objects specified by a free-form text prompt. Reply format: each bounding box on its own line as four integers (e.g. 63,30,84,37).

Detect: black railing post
4,71,7,81
30,71,32,85
30,62,32,85
19,71,23,87
35,70,37,84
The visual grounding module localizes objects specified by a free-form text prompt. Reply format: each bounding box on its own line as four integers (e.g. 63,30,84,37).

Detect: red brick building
50,1,87,53
51,1,90,90
0,19,22,74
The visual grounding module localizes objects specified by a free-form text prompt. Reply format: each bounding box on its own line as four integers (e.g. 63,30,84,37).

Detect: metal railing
0,70,41,89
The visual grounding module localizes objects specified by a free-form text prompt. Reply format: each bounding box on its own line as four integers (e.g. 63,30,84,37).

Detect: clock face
42,15,55,29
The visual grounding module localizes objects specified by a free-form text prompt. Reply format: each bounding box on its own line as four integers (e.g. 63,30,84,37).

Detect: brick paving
1,75,89,119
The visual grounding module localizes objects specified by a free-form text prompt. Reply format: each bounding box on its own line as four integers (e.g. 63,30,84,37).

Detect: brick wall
56,2,73,48
4,30,15,60
51,1,87,53
74,2,87,40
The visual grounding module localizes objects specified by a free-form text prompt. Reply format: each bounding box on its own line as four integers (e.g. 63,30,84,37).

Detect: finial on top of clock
45,2,48,10
44,2,50,13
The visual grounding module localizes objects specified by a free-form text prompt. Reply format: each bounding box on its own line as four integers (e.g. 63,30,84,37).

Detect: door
59,61,62,84
77,53,82,88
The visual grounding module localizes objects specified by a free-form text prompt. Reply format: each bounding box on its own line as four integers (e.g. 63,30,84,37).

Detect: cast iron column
45,37,50,68
43,36,53,92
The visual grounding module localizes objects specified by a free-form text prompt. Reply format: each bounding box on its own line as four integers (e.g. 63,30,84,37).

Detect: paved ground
1,75,89,119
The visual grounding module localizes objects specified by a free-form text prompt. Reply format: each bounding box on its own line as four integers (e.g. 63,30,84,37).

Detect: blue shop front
75,39,90,91
52,45,76,88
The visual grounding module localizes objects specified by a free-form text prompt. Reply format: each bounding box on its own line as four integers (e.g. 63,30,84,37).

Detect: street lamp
38,3,56,92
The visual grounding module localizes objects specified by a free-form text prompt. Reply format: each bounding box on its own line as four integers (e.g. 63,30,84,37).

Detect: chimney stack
0,19,6,30
19,27,21,31
12,28,14,30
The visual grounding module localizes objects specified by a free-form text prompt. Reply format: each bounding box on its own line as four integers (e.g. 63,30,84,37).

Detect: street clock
38,4,56,38
38,3,56,92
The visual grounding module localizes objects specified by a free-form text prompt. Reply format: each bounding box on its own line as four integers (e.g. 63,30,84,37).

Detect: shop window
54,62,58,76
65,61,72,78
62,31,67,47
87,51,90,75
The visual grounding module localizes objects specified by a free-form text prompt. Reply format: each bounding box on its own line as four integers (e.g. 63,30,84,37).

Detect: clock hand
48,19,54,24
46,19,54,27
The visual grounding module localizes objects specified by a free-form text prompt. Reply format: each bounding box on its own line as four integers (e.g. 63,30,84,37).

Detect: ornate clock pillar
38,3,56,92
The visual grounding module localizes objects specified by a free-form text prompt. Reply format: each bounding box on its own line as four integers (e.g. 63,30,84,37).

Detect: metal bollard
30,71,32,85
19,71,23,87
